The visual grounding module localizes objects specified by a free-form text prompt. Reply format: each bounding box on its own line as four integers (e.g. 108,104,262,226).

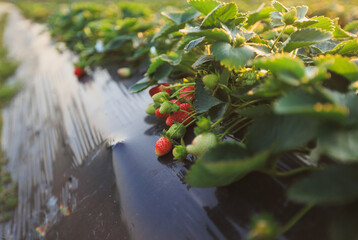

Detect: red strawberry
170,99,180,106
155,108,169,119
74,66,85,77
149,83,170,97
155,137,172,156
179,103,193,112
166,103,194,126
179,86,195,102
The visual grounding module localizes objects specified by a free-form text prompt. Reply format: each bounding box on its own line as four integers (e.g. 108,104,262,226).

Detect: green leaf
283,28,332,52
152,63,172,81
328,39,358,56
152,22,185,41
104,35,132,51
294,19,319,29
208,102,230,122
161,8,201,25
272,1,288,12
235,104,272,118
180,27,231,43
312,40,338,53
314,55,358,82
188,0,221,15
288,165,358,205
295,5,308,19
344,20,358,33
194,78,223,113
330,202,358,240
270,11,283,26
201,3,238,27
211,42,255,71
192,55,215,67
274,88,348,122
318,126,358,163
185,142,270,187
129,77,152,93
308,16,334,32
333,25,356,39
246,6,275,27
282,8,297,25
146,57,164,76
246,115,317,154
184,37,205,52
253,54,305,86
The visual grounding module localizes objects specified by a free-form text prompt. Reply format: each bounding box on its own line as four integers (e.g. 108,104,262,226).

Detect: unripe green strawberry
152,92,170,103
146,103,160,115
202,74,218,90
172,145,187,160
159,101,179,114
117,67,131,78
186,132,218,157
167,123,186,139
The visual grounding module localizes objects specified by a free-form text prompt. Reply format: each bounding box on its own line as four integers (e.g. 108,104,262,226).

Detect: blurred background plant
0,12,19,223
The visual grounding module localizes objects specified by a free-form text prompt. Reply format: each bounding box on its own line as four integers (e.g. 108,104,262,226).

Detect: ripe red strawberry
179,86,195,102
166,103,194,126
179,103,193,112
155,137,172,156
74,66,85,77
170,99,180,106
149,83,170,97
155,108,169,119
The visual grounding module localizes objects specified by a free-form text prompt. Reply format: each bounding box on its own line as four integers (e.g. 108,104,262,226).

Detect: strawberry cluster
147,81,220,160
146,82,197,157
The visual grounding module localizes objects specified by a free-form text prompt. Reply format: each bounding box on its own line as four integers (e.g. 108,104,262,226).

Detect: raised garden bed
1,0,358,239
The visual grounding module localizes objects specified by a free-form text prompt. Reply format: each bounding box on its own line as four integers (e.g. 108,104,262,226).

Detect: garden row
0,13,19,223
46,1,358,239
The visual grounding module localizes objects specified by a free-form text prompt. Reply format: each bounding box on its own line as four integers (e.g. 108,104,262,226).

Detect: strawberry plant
46,0,358,238
49,2,155,72
138,0,358,238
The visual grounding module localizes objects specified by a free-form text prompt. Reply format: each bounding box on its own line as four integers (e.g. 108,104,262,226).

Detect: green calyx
152,92,170,103
172,145,187,160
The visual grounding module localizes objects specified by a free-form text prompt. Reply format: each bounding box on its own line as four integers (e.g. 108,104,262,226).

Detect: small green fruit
248,214,280,240
202,74,219,90
167,123,186,139
159,101,179,114
186,132,218,157
145,103,159,115
117,67,131,78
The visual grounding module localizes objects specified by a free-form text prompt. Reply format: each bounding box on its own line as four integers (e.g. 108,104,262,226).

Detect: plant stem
164,82,195,89
274,166,321,177
272,24,286,51
279,203,315,236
